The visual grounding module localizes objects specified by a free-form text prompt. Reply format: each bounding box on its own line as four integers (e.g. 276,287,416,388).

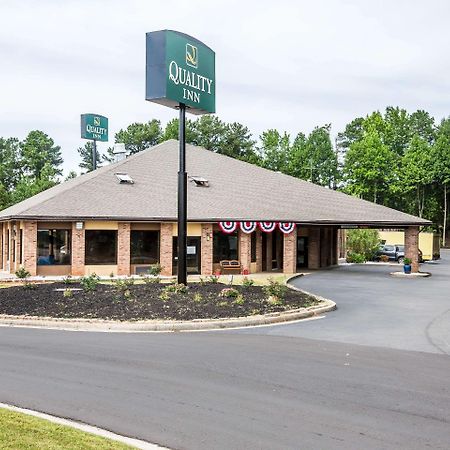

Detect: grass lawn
0,408,133,449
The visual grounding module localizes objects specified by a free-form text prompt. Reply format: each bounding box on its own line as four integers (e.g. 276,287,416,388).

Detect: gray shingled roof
0,139,430,226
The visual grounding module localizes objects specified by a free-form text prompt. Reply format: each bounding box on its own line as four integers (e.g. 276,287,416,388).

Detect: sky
1,0,449,175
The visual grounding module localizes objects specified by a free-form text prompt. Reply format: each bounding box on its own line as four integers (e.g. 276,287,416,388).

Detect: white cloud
0,0,449,173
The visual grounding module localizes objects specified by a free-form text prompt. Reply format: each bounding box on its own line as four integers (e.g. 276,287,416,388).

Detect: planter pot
404,264,412,274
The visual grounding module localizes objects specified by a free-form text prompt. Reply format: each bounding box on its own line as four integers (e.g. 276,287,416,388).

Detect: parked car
376,244,404,263
375,245,423,264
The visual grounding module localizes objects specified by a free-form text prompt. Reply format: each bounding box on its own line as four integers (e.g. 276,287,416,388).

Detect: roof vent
189,176,209,187
115,172,134,184
113,143,128,162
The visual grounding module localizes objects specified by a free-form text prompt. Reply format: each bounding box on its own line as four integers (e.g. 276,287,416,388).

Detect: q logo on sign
186,43,198,69
94,116,101,126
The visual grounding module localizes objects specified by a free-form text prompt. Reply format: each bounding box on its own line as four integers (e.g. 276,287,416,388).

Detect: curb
0,301,336,332
389,271,431,278
0,279,336,332
0,402,168,449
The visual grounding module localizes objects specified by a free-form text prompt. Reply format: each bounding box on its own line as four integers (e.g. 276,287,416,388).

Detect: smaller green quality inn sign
80,114,109,141
145,30,215,115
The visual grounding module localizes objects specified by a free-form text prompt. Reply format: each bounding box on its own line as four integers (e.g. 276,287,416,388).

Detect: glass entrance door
297,237,308,269
173,236,202,275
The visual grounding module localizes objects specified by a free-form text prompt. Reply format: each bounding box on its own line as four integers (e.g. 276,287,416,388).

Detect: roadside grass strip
0,407,134,450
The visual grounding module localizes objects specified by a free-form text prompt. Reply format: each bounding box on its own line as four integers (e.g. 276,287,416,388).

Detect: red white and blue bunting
278,222,296,234
258,222,277,233
240,221,257,234
218,221,238,233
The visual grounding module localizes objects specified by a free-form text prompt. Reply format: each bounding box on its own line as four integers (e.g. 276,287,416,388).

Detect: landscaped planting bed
0,277,318,321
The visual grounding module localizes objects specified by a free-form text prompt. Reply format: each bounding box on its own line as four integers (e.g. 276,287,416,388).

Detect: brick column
15,224,22,267
405,226,419,273
239,231,251,274
23,221,37,276
1,223,6,270
255,230,263,272
283,228,297,274
160,223,173,276
308,227,320,269
71,222,85,276
201,223,213,275
265,233,273,271
117,222,131,276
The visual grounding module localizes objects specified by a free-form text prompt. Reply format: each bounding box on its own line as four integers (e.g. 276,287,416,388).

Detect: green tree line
2,107,450,244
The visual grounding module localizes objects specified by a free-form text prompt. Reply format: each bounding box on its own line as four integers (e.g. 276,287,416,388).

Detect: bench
219,260,242,274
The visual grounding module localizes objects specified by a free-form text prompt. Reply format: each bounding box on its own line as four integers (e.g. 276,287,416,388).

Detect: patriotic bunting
278,222,296,234
218,221,295,234
240,221,257,234
218,221,238,233
258,222,277,233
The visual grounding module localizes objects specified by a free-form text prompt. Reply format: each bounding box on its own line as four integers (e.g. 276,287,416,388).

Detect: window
213,231,238,263
85,230,117,265
37,229,71,265
130,230,159,264
251,232,256,263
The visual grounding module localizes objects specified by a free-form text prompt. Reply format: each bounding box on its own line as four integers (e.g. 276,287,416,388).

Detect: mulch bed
0,281,318,321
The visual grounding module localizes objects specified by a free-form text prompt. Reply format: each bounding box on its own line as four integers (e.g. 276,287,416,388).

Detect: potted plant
403,257,412,274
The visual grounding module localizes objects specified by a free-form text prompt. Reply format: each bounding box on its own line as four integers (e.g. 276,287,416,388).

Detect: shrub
15,266,30,280
262,278,288,301
141,274,160,284
193,292,203,303
346,252,366,263
219,287,239,298
148,264,163,277
346,229,380,261
233,293,245,305
63,288,73,298
403,257,412,265
207,275,219,283
159,290,170,301
15,266,34,289
80,273,100,292
164,283,187,294
62,275,73,285
242,277,254,288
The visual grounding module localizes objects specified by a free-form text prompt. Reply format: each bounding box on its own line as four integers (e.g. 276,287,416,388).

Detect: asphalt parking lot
238,249,450,355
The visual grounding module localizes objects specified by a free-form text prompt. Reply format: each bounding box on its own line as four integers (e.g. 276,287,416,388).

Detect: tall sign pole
178,103,187,284
92,140,97,171
145,30,215,285
80,114,109,171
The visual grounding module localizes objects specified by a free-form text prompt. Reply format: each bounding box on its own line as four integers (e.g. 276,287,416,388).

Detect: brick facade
283,228,297,274
239,231,251,274
405,226,419,272
265,233,273,271
2,223,6,271
201,224,213,275
23,221,37,276
160,223,173,276
15,223,22,270
0,220,346,277
117,222,131,276
255,230,263,272
71,222,85,276
308,227,320,269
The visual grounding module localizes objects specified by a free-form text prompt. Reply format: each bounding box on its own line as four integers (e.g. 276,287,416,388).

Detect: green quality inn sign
80,114,109,141
145,30,215,114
